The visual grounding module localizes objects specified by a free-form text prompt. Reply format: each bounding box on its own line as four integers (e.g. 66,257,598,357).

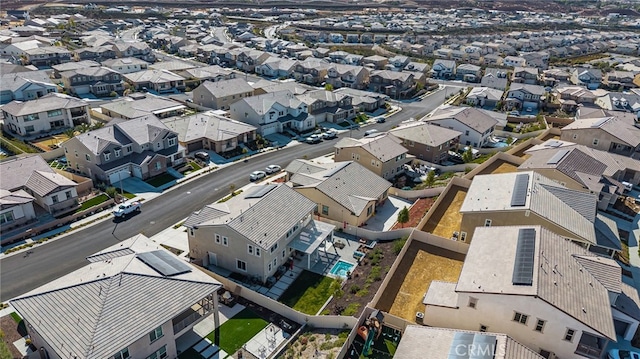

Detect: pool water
330,260,355,278
492,141,509,148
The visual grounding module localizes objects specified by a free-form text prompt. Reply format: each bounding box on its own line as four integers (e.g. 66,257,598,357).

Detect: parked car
113,201,141,218
608,349,640,359
322,129,338,139
249,170,266,181
194,151,210,161
305,134,323,144
375,116,386,123
265,165,281,174
364,129,379,137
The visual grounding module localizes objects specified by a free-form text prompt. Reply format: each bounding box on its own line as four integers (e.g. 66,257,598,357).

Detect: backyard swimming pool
329,260,355,278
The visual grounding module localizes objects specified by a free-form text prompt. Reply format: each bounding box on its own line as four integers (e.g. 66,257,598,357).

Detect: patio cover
289,220,335,254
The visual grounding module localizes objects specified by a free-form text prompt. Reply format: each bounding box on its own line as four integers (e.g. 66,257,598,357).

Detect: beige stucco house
334,133,411,181
192,78,255,110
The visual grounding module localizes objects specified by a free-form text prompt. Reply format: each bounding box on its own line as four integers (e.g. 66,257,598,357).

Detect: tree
229,183,236,195
91,122,105,130
424,170,436,188
324,83,334,91
397,206,410,228
63,128,76,139
462,147,474,163
105,186,118,199
0,329,12,359
76,123,90,133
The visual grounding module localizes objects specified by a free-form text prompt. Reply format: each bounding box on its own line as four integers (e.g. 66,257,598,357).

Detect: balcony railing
575,344,602,359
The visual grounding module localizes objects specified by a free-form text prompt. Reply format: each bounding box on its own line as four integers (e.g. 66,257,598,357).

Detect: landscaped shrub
349,284,361,294
393,237,407,255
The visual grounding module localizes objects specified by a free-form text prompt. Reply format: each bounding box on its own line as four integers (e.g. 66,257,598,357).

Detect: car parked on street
250,170,267,181
322,129,338,140
265,165,281,174
305,134,323,144
113,201,141,218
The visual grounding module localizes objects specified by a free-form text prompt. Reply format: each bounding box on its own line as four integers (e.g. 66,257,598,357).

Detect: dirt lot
391,197,436,230
1,315,25,358
422,186,467,238
31,134,68,152
472,160,518,176
376,241,464,323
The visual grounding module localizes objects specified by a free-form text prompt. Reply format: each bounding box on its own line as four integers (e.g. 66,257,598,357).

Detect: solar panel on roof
449,332,474,359
244,184,277,199
512,228,536,286
448,333,497,359
546,140,562,148
546,149,570,165
510,173,529,207
137,250,192,277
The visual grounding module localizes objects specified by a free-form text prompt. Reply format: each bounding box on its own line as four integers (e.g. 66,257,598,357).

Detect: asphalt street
0,89,447,301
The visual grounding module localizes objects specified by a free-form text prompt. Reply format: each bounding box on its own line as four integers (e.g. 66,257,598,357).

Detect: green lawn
77,194,110,212
189,161,202,171
278,270,340,315
122,191,136,199
206,308,267,355
145,173,177,187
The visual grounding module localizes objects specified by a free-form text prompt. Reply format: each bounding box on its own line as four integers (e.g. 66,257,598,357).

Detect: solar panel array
448,332,497,359
512,228,536,286
546,149,570,165
244,184,277,199
137,250,192,277
510,173,530,207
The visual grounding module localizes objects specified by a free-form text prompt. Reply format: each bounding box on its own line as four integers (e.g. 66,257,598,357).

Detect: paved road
0,89,446,301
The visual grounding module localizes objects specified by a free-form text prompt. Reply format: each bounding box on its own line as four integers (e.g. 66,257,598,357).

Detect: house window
47,109,63,117
465,130,470,136
168,137,177,146
273,258,277,268
322,205,329,215
371,159,376,166
64,146,68,153
52,195,59,203
112,348,130,359
155,162,161,170
564,328,575,342
351,153,360,160
115,149,121,157
236,259,247,272
85,153,90,161
255,248,261,257
513,312,528,325
222,236,228,246
592,138,599,146
24,125,34,132
367,206,373,216
484,219,492,227
104,152,111,161
535,319,546,333
189,228,194,236
215,234,221,243
147,345,167,359
468,297,478,309
479,325,488,332
268,262,272,272
282,250,286,258
460,232,467,242
270,243,278,253
248,244,254,255
65,191,72,199
0,211,14,224
149,326,163,342
572,134,578,140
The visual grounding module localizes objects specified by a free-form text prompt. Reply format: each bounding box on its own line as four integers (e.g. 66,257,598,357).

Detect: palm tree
91,122,105,130
63,128,76,139
77,123,90,133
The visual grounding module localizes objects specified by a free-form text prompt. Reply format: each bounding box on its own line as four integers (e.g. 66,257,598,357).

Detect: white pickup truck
113,201,141,217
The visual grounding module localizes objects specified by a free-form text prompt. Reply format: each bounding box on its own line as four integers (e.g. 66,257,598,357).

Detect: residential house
362,55,388,70
458,172,622,256
148,60,196,73
0,155,80,228
431,59,456,79
293,58,331,86
100,93,186,120
388,55,410,71
192,78,254,111
454,64,481,82
123,69,186,94
334,87,388,113
505,83,545,111
511,67,539,85
482,54,503,67
73,45,117,62
519,139,640,210
51,60,101,79
554,86,598,106
297,89,356,123
395,327,544,359
571,68,602,90
0,71,57,104
369,70,415,99
503,55,527,67
334,133,411,181
161,111,257,154
541,68,572,87
59,66,125,97
594,92,640,117
423,225,636,359
11,234,222,359
2,93,90,136
522,51,550,69
177,65,236,84
186,183,335,284
425,106,501,148
603,71,636,90
255,57,298,78
285,160,391,226
229,90,314,135
22,46,71,67
481,68,509,91
389,122,461,163
465,87,504,109
62,116,185,184
235,49,271,73
560,112,640,158
326,64,370,90
251,80,311,96
101,57,149,74
113,41,155,62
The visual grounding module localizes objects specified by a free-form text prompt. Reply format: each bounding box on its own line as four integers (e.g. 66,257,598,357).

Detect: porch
288,220,335,272
172,291,219,338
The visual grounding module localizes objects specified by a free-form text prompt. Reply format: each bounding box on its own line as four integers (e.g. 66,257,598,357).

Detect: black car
376,117,386,123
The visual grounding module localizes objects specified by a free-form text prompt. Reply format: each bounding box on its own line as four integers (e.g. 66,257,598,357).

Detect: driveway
120,177,161,195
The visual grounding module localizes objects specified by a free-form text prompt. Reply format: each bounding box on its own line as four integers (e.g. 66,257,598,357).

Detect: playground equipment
357,310,384,357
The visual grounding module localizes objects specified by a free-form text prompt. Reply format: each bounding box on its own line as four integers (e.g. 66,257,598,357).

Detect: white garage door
108,169,131,185
261,125,277,136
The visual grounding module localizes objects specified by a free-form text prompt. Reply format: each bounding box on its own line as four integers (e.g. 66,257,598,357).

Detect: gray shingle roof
0,70,55,93
427,106,500,133
123,69,185,83
2,93,87,116
184,184,316,249
389,122,461,147
456,226,617,341
509,83,545,96
100,95,185,119
334,133,407,162
289,161,391,216
199,78,254,98
25,170,77,197
0,155,53,191
0,189,34,209
563,116,640,147
161,112,256,143
11,234,220,359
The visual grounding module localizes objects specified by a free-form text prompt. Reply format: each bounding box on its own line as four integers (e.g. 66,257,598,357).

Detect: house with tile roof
560,112,640,158
594,92,640,118
176,65,236,84
326,64,370,91
389,121,461,163
481,68,509,91
229,90,315,135
11,234,222,359
424,105,502,148
570,68,602,90
1,93,90,136
423,225,640,359
458,172,622,256
394,326,544,359
519,139,640,210
100,93,186,120
22,46,71,67
161,111,257,154
254,57,298,79
296,89,356,123
59,66,126,97
0,70,57,104
285,160,391,226
62,116,184,185
123,69,186,94
0,155,79,223
185,184,335,284
334,133,411,181
369,70,415,99
192,78,254,111
465,86,504,109
505,83,545,111
101,57,149,74
112,41,155,62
